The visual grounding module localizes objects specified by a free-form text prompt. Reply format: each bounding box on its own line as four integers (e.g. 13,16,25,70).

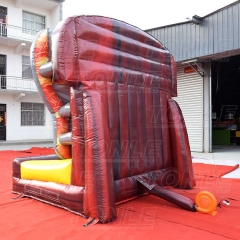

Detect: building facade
0,0,63,141
147,1,240,153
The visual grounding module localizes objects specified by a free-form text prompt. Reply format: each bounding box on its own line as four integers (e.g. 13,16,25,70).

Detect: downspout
59,2,63,21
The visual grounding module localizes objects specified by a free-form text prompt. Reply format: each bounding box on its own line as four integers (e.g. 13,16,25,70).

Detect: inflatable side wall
12,16,196,224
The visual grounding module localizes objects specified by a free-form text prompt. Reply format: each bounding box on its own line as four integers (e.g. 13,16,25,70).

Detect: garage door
173,65,203,152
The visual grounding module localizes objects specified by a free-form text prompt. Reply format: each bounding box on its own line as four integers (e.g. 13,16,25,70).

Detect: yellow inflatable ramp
21,159,72,185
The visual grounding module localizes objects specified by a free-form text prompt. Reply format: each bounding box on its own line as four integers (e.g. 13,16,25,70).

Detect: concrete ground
0,141,239,178
192,145,240,178
0,140,53,150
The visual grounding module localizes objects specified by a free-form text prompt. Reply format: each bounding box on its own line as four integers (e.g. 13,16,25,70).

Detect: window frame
22,11,46,35
21,102,45,126
22,55,33,79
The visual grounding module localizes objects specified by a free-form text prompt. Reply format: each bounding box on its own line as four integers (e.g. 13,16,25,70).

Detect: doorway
0,55,6,89
212,55,240,147
0,104,6,141
0,6,7,37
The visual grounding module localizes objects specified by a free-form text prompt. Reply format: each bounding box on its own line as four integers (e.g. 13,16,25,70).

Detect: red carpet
193,162,239,177
21,147,55,155
0,148,240,239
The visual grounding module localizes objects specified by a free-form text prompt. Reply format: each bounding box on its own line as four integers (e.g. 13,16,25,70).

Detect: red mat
0,148,240,239
21,147,55,155
193,162,239,178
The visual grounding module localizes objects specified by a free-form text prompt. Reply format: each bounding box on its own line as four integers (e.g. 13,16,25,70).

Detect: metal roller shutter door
173,65,203,152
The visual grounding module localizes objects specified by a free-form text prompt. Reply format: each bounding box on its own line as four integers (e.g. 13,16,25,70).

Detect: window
22,56,33,78
21,102,45,126
22,11,45,35
0,6,7,37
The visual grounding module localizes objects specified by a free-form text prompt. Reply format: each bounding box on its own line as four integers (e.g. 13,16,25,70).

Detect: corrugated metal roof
145,1,239,31
146,1,240,62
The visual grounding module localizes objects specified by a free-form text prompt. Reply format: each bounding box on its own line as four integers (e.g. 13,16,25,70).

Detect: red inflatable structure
12,16,197,225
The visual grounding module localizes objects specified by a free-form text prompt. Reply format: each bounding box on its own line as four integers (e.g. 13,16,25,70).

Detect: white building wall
0,0,60,141
51,5,60,29
0,45,30,77
1,92,53,141
0,45,16,76
1,0,22,26
0,0,55,29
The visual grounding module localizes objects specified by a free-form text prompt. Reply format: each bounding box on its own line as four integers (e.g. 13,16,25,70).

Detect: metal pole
59,2,63,21
203,62,212,153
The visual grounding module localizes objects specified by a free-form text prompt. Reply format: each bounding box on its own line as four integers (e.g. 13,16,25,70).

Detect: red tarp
193,162,239,178
1,148,240,239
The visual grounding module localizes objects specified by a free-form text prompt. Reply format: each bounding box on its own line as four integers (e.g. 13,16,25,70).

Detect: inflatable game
12,16,198,225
